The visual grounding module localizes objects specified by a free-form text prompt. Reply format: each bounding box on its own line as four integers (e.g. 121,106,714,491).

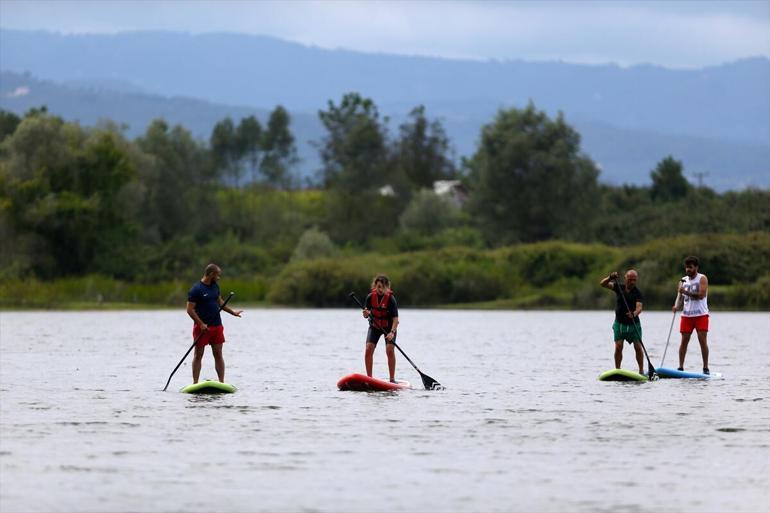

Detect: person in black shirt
600,269,645,375
362,275,400,383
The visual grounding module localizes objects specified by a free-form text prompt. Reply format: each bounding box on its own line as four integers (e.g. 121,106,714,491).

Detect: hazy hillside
1,71,768,190
1,29,768,145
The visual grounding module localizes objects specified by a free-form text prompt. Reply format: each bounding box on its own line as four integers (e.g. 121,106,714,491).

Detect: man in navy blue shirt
186,263,243,383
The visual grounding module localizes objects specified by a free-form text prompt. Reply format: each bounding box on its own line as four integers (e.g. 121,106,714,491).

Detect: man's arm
218,296,243,317
679,275,708,300
672,278,685,312
695,275,708,299
600,271,618,290
186,301,206,329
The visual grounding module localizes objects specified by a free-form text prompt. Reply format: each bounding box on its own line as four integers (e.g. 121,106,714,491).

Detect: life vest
370,289,392,330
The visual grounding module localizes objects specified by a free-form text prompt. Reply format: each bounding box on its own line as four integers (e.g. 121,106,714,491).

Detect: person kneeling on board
362,275,400,383
600,270,645,375
186,263,243,384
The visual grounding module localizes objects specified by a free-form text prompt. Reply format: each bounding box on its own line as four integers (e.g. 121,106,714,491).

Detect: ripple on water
54,421,108,426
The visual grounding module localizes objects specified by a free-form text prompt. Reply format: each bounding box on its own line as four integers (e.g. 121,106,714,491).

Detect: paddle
162,291,234,391
613,277,657,380
349,292,443,390
660,279,685,367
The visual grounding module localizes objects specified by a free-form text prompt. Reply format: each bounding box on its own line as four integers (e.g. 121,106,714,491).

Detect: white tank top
682,273,709,317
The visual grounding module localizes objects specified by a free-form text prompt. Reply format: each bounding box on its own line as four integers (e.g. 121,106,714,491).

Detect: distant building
433,180,468,207
378,184,395,196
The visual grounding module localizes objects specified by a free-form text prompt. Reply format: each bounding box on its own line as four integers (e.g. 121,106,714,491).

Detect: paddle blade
420,372,444,391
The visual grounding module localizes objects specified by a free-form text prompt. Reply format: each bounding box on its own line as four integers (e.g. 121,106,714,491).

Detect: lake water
1,309,769,513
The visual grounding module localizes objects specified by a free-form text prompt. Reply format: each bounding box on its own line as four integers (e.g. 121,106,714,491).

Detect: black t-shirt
613,284,643,324
366,291,399,331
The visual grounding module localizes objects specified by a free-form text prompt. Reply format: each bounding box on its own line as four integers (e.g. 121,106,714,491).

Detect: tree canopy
465,103,600,244
651,155,690,201
0,102,767,289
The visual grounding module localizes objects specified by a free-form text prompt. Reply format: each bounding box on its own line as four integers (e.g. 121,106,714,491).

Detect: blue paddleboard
656,367,719,379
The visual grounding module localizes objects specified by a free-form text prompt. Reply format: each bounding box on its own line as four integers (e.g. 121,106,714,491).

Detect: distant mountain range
1,29,768,190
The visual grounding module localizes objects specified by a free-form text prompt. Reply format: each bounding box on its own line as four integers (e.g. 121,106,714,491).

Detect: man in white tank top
673,256,710,374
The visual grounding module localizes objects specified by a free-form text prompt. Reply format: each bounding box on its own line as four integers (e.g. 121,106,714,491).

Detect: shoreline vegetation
3,233,768,311
2,103,769,313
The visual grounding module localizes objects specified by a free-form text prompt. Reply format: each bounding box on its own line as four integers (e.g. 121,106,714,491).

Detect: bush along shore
2,233,768,311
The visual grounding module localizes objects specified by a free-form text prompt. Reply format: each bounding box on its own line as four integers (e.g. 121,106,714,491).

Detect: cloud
0,0,768,67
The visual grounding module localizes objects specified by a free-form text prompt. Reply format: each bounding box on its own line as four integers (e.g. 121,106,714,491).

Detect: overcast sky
1,0,768,68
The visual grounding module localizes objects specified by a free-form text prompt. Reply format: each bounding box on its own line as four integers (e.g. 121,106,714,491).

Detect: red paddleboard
337,373,411,392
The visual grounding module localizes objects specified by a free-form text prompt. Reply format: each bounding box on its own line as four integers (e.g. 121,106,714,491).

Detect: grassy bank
2,233,768,310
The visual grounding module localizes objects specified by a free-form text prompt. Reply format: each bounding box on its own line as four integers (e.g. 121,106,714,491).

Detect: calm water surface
1,309,769,513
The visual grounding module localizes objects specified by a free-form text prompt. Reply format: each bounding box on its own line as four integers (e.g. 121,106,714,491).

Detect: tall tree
0,113,138,277
394,105,456,189
261,106,298,189
210,117,241,186
136,120,210,243
466,103,600,244
0,109,21,143
236,115,263,184
318,93,389,193
651,155,690,202
317,94,399,243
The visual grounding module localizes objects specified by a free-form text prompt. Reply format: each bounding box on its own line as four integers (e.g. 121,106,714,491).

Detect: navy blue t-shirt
187,281,222,326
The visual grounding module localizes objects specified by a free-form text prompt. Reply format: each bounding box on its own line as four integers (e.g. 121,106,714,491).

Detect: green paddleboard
598,369,649,382
180,380,237,394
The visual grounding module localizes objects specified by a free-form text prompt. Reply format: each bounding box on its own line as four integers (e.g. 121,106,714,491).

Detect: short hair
371,274,391,289
204,263,221,277
684,256,699,267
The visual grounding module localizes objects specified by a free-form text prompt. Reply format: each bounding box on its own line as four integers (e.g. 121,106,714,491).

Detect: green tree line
1,97,768,308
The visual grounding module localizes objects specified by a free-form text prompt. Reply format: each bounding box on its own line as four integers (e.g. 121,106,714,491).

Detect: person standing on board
600,270,645,375
362,275,400,383
186,263,243,383
674,256,710,374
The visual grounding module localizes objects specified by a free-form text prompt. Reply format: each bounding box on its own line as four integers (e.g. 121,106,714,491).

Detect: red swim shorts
680,315,709,334
192,324,225,347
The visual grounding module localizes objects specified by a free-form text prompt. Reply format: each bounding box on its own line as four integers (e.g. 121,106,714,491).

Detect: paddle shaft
349,292,441,389
162,292,234,391
613,277,656,376
660,310,678,367
660,280,685,367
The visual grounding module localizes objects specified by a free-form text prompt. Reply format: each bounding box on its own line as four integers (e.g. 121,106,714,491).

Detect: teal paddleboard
180,380,236,394
598,369,649,382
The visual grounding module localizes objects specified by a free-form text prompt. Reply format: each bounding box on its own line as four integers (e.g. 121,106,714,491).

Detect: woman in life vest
362,274,400,383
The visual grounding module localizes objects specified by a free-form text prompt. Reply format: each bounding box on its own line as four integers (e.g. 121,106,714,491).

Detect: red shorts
192,324,225,347
680,315,709,334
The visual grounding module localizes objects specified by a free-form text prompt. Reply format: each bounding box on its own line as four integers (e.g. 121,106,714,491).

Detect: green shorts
613,321,642,344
